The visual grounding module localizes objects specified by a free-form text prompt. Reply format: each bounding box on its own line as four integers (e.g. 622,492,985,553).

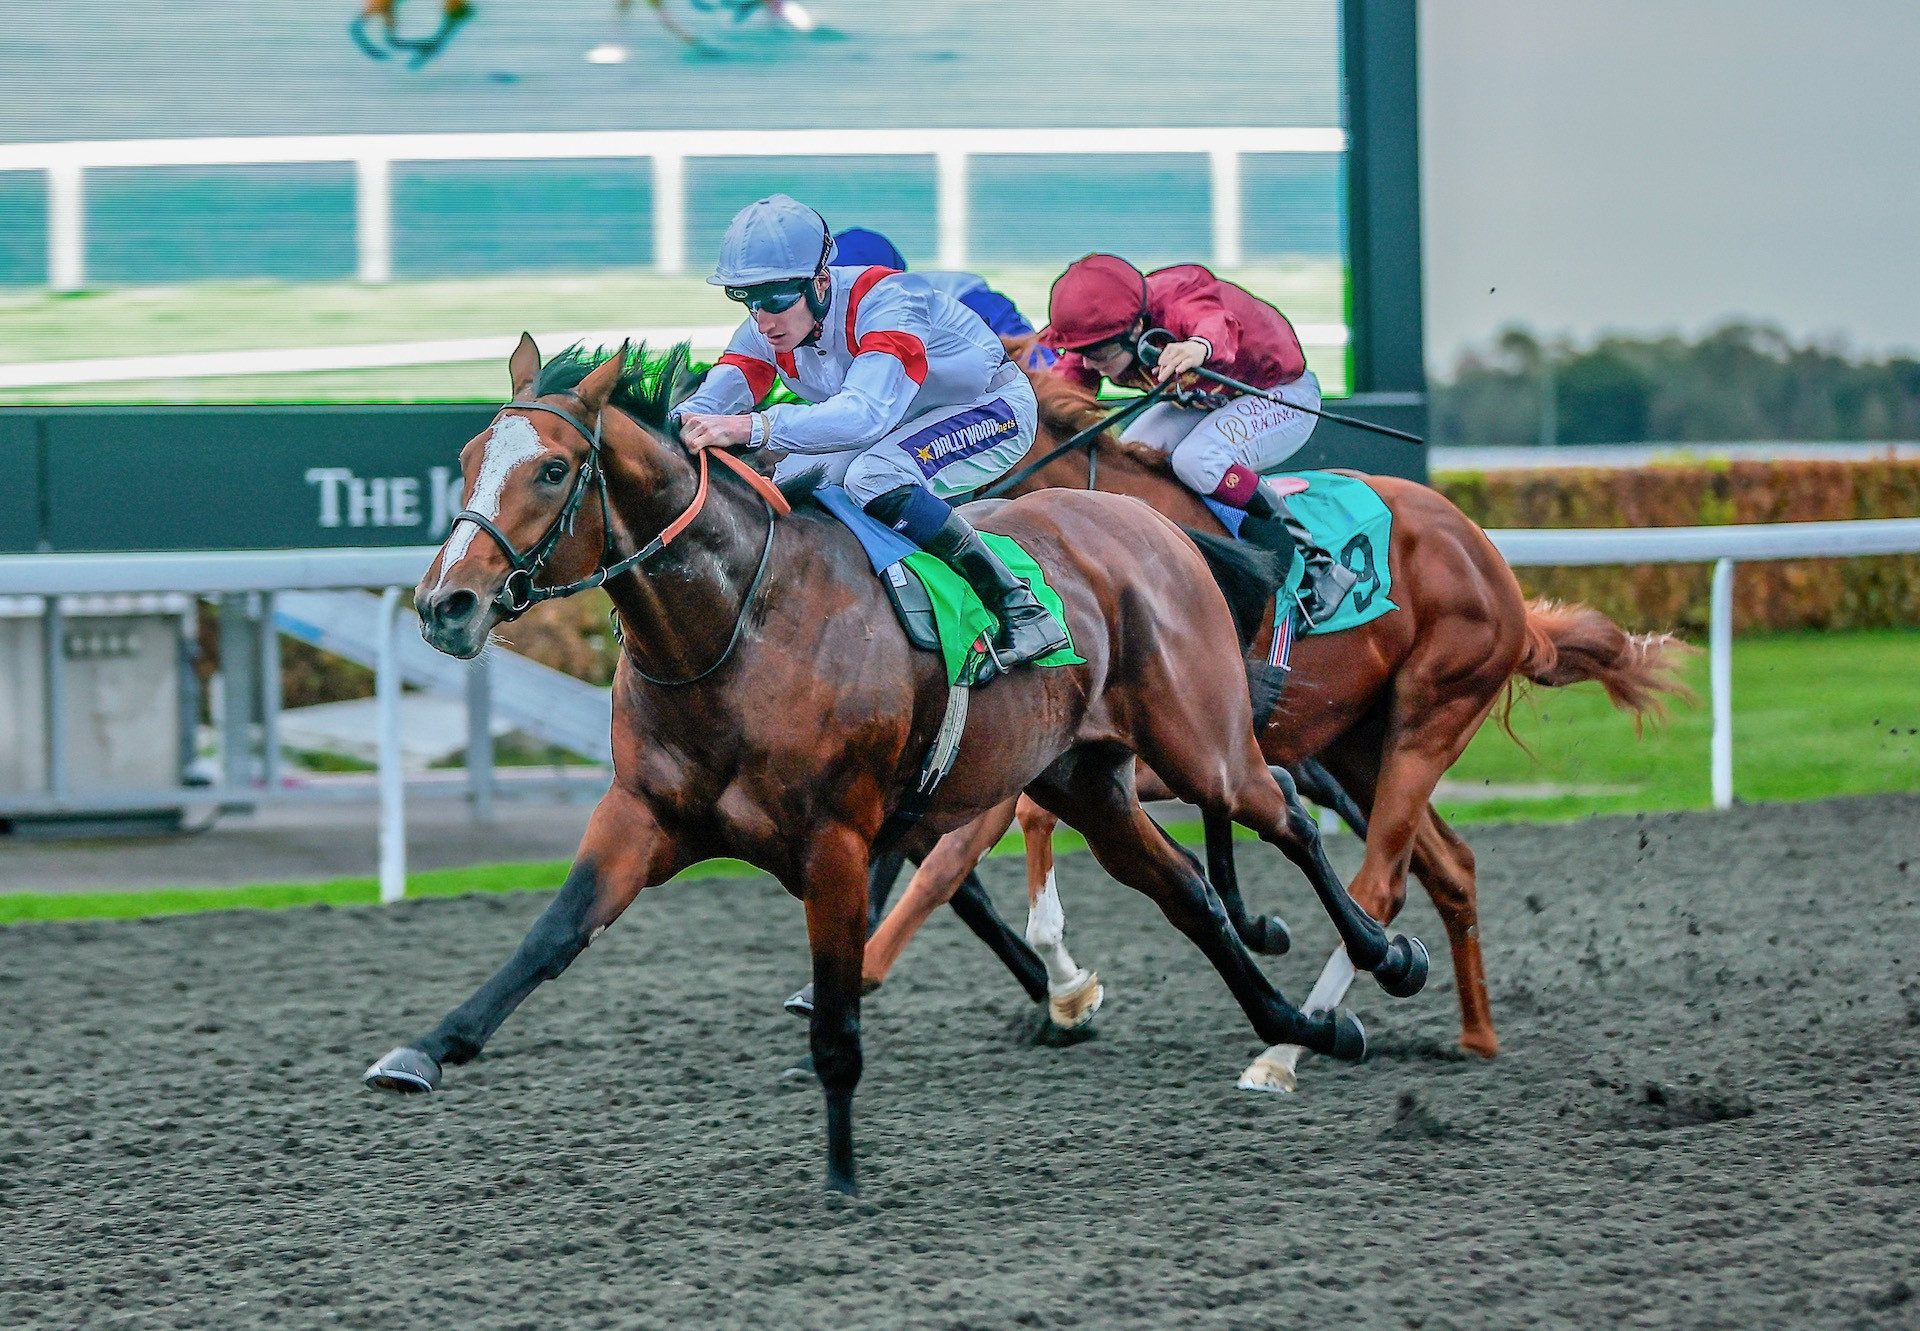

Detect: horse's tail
1183,528,1287,651
1507,599,1695,736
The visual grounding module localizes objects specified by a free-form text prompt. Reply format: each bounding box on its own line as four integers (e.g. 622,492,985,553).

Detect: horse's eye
541,460,569,485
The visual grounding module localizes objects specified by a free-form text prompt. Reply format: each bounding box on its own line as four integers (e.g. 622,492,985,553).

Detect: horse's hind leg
1018,796,1103,1028
363,787,674,1093
1412,809,1497,1057
1028,748,1364,1062
1201,806,1292,956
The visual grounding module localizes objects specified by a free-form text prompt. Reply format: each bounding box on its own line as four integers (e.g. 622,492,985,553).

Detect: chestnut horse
855,367,1690,1091
360,338,1429,1193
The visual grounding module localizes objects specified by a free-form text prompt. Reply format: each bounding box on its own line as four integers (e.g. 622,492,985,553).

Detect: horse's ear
575,340,629,413
509,332,541,398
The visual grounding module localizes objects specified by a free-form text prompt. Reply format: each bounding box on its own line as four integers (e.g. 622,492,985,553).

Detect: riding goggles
725,278,814,314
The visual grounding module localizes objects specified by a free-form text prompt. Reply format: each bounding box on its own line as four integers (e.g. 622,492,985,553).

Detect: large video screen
0,0,1349,403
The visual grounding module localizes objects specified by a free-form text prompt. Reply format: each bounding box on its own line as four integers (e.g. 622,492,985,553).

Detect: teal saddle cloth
1206,470,1398,634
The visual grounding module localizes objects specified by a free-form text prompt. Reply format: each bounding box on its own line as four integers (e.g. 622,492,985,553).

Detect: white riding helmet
708,194,836,287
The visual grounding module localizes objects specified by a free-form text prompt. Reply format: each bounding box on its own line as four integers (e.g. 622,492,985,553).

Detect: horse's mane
535,342,697,435
1004,338,1173,476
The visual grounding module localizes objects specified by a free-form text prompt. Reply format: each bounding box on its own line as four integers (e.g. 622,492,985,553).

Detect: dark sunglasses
1068,334,1135,360
725,278,813,314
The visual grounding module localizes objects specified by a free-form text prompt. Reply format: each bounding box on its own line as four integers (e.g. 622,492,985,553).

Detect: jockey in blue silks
831,227,1057,370
674,196,1069,668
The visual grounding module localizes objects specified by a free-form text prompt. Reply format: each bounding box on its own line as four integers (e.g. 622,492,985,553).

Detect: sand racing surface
3,795,1917,1328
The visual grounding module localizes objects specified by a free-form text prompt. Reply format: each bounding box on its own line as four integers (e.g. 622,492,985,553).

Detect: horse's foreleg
1018,797,1102,1027
362,788,673,1094
801,824,872,1195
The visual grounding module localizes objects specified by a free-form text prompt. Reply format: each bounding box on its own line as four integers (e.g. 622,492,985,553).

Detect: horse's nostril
439,589,480,625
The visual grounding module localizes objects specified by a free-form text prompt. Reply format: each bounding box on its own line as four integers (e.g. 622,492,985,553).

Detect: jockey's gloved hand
1152,338,1211,383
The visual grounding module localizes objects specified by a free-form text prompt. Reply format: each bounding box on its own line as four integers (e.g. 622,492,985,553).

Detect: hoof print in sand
1614,1080,1756,1130
1380,1090,1458,1141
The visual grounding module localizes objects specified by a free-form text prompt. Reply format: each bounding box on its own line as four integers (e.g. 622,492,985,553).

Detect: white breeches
1119,370,1321,495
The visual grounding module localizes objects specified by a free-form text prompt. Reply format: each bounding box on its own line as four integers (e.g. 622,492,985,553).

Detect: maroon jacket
1052,264,1306,395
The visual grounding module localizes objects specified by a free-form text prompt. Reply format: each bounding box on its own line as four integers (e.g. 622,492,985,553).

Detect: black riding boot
1239,486,1358,626
924,510,1069,668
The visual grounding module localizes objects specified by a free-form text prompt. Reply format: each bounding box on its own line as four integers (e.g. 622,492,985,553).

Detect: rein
451,399,792,686
976,385,1169,499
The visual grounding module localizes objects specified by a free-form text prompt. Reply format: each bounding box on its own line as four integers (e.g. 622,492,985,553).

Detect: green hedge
1433,458,1920,633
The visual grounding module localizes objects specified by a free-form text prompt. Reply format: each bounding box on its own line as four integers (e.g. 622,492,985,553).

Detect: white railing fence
0,126,1347,292
2,516,1916,899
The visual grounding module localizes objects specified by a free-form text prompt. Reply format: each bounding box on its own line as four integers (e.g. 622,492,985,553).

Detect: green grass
1437,629,1920,824
0,262,1351,404
6,631,1913,926
0,816,1185,927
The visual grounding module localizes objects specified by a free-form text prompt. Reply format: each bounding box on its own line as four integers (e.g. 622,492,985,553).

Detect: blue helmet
709,195,835,287
831,227,907,272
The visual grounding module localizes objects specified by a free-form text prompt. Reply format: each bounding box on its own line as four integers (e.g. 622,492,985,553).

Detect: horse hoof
1328,1010,1368,1063
363,1046,441,1094
783,983,814,1018
824,1170,859,1197
1242,913,1293,956
1374,934,1430,999
1236,1054,1299,1094
779,1054,818,1085
1047,972,1103,1029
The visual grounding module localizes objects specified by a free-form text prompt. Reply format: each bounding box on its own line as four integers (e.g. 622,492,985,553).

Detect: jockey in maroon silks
1042,253,1357,624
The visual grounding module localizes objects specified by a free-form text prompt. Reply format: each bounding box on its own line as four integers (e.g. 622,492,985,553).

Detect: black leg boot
1230,484,1357,626
1274,497,1357,625
923,510,1069,668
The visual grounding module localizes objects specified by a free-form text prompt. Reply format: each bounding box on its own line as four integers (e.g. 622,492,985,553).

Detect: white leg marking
1239,945,1356,1093
1026,869,1102,1027
433,415,545,594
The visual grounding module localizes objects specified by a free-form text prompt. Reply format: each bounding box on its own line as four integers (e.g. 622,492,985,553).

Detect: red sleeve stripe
854,329,928,385
715,352,776,403
842,266,926,383
844,265,899,351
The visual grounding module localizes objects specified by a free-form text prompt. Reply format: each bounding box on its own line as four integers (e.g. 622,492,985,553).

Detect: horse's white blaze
1238,944,1357,1092
433,415,545,592
1025,869,1090,995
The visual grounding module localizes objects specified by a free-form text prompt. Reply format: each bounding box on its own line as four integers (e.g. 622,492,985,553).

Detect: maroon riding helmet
1039,253,1150,352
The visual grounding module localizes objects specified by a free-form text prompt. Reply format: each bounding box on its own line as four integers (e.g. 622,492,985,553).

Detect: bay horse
361,337,1429,1193
853,364,1690,1091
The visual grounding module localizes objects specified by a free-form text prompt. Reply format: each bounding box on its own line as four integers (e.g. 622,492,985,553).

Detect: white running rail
2,516,1916,895
0,126,1348,292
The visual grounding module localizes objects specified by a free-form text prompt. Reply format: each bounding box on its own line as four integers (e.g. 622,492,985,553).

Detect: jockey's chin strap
451,399,791,684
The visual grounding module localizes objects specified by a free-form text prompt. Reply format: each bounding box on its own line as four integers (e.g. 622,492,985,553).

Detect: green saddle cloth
1270,470,1399,635
900,534,1085,685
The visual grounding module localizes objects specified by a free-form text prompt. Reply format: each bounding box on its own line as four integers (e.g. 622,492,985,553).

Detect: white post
356,155,393,285
1209,148,1243,269
1317,803,1340,839
936,149,968,270
653,152,685,274
466,651,495,826
377,587,407,902
1709,558,1735,810
48,163,85,292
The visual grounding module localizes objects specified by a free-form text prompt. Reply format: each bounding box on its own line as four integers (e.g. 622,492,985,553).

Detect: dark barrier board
2,396,1424,554
30,405,492,552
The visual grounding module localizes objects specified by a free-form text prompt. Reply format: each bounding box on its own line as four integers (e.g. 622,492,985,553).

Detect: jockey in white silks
673,195,1069,667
